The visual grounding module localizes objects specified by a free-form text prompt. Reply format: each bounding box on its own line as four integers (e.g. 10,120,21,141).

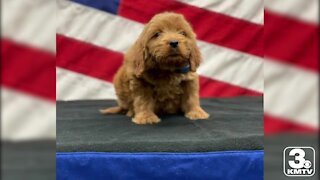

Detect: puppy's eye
153,32,161,38
179,31,187,36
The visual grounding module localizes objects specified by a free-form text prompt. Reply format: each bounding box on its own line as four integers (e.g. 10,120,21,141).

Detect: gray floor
1,140,56,180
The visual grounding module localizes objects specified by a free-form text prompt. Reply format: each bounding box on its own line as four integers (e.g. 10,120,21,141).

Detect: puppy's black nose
169,40,179,48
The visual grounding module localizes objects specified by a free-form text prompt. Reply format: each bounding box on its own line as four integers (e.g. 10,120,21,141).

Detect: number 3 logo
288,148,306,168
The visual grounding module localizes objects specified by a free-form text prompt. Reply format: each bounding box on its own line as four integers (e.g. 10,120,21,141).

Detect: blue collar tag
176,64,190,74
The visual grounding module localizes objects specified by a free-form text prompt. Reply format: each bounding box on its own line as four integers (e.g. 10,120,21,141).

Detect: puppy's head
132,12,201,76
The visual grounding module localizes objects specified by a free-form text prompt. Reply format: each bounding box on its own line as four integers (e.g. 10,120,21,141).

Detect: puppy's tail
99,106,123,114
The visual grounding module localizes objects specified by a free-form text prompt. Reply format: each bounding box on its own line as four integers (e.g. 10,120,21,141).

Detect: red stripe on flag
57,34,123,82
264,114,319,135
1,38,56,101
265,10,318,71
118,0,263,57
57,34,262,97
200,77,262,97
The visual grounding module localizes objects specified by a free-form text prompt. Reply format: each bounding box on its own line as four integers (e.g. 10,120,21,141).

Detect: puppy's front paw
185,108,209,120
132,113,161,125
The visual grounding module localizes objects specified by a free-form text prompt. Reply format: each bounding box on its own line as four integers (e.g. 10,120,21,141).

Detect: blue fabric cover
57,150,263,180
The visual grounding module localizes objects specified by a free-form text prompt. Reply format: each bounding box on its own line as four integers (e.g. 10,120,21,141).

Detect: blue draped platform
56,98,263,179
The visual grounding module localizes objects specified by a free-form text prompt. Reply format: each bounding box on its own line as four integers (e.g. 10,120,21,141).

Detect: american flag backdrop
1,0,319,178
2,0,56,141
56,0,264,100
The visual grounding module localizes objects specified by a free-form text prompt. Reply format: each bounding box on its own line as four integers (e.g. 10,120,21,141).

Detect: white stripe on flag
264,59,318,128
178,0,264,24
57,1,264,92
265,0,318,23
57,67,117,100
2,0,56,52
1,87,56,140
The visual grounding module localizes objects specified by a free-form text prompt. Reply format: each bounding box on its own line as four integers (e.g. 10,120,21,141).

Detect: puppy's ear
189,42,202,72
131,25,150,77
133,43,148,77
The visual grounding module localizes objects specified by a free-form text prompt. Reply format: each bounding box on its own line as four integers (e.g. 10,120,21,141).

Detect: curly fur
100,12,209,124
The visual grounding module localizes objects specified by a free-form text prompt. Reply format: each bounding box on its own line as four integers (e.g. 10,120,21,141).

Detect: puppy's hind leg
100,94,132,115
99,106,124,114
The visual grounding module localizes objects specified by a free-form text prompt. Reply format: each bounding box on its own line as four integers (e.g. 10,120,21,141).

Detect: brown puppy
100,12,209,124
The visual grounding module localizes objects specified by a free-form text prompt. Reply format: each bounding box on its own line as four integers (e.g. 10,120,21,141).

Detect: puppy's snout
169,40,179,48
